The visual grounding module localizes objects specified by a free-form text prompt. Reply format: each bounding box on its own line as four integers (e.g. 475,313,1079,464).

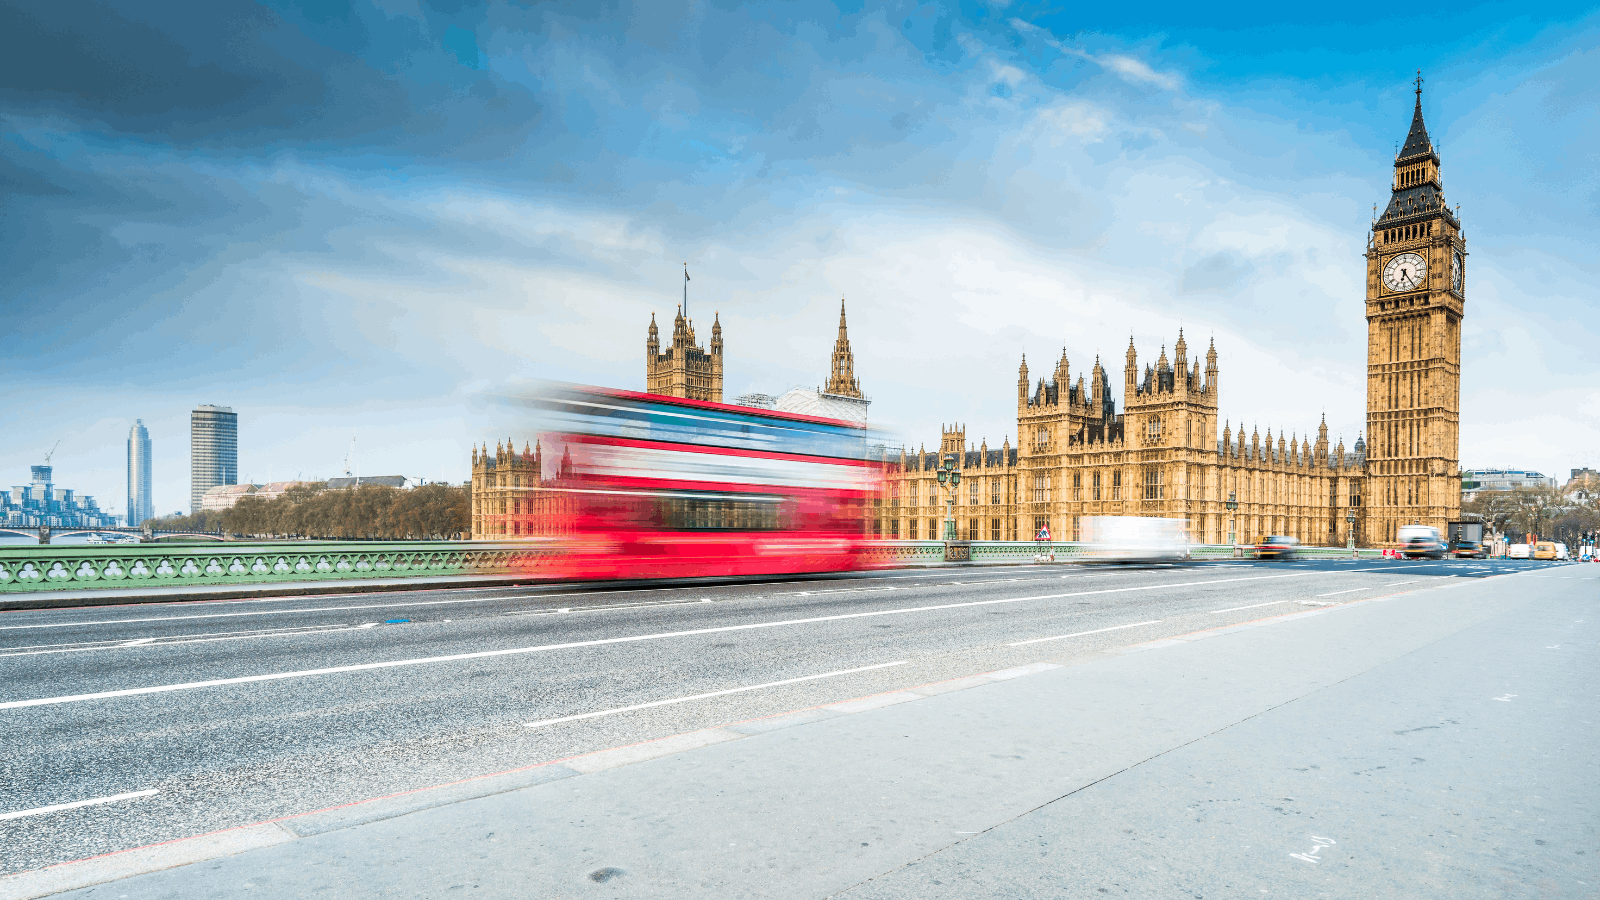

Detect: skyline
5,2,1597,519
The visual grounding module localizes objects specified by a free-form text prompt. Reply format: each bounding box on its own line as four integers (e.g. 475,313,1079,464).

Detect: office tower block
190,405,237,514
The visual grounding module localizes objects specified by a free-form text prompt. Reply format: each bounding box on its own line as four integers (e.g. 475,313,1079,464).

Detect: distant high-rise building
126,419,153,527
190,405,238,514
1,463,116,530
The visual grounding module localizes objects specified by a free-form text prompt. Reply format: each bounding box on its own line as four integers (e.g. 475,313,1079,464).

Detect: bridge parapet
0,540,1384,594
0,540,559,593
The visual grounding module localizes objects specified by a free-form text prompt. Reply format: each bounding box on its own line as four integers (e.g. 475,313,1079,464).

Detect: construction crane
43,440,60,464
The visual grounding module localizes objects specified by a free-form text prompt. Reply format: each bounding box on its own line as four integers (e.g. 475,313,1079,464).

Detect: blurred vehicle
1532,541,1558,561
512,384,879,580
1256,535,1301,560
1078,516,1190,562
1398,525,1446,559
1507,543,1531,560
85,533,139,544
1447,522,1485,559
1554,542,1570,560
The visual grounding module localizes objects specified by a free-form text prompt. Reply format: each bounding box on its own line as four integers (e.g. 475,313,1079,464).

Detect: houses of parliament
472,84,1464,547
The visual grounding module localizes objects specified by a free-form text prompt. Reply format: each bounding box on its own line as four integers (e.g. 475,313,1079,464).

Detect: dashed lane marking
1208,600,1292,614
523,660,907,729
1008,619,1162,647
1,789,159,821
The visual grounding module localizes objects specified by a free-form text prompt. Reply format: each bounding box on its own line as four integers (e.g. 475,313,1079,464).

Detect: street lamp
935,454,961,542
1346,510,1356,552
1225,490,1238,546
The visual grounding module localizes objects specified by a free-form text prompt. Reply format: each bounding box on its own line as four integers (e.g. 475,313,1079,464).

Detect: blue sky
3,0,1597,518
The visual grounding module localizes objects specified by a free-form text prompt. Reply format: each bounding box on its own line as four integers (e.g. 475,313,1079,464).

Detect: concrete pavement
3,561,1592,898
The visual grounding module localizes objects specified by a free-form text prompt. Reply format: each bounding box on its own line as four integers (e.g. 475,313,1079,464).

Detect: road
0,555,1555,880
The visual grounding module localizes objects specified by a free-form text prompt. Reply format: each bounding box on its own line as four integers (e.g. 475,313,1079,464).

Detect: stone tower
824,298,863,399
1364,74,1464,543
646,307,723,403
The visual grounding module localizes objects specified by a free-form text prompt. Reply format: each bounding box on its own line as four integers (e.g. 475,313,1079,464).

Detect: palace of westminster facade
473,85,1464,546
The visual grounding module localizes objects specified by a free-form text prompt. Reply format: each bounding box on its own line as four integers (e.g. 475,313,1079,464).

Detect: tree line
1461,484,1599,544
144,483,470,540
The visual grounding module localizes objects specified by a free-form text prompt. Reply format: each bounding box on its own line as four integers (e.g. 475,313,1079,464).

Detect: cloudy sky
4,0,1597,519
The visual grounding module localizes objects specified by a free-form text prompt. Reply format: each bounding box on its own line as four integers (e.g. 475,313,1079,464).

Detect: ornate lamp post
935,454,961,542
1346,510,1357,552
1225,491,1238,546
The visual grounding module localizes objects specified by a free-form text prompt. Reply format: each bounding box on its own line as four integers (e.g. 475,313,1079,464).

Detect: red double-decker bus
513,384,880,580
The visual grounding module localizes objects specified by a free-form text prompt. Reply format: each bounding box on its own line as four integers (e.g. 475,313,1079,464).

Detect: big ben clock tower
1364,74,1464,545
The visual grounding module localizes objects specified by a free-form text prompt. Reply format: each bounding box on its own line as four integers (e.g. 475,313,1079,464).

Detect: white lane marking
523,660,907,729
789,587,900,597
1316,587,1370,597
1008,620,1162,646
0,789,159,821
0,593,714,631
1385,581,1420,587
0,566,1088,631
0,571,1323,710
1208,600,1292,614
1493,694,1516,702
0,625,363,658
2,623,355,655
0,571,1075,632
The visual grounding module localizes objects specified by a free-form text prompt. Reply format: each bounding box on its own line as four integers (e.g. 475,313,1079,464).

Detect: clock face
1451,252,1462,291
1382,252,1427,293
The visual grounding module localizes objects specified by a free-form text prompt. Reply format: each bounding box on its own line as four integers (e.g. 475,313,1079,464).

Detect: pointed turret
711,311,723,355
1017,354,1029,406
1202,336,1218,395
1398,75,1436,161
1124,337,1138,396
824,298,861,398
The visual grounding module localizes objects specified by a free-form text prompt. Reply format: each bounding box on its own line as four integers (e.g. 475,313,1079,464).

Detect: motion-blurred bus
513,384,880,580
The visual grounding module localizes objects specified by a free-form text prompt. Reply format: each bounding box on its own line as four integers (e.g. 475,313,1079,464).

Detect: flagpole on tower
683,263,690,321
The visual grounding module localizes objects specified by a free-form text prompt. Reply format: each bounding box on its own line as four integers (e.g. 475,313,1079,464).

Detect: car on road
1555,542,1571,560
1398,525,1447,559
1507,543,1531,560
1450,539,1486,559
1533,541,1558,560
1256,535,1300,560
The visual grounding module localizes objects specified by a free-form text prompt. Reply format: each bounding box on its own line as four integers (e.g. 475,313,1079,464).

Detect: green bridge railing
0,539,1383,595
0,540,562,594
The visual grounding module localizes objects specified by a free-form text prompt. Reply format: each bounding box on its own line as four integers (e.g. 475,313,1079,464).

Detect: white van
1397,524,1446,559
1079,516,1190,562
1507,543,1531,560
1555,543,1570,560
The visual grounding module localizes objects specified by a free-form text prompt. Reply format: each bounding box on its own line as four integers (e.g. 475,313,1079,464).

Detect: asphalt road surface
0,556,1571,878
